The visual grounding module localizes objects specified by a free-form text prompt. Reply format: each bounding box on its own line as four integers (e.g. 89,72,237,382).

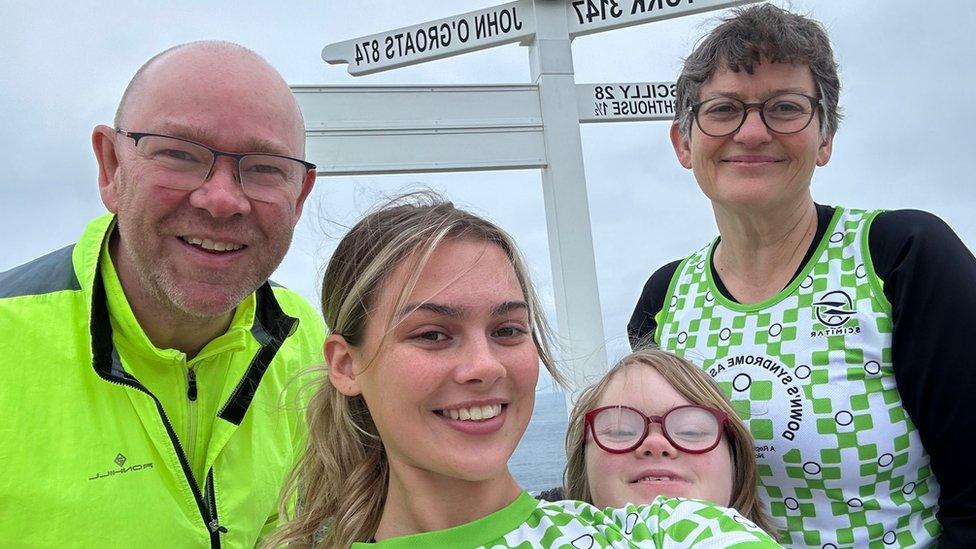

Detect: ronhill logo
813,290,857,327
88,453,154,481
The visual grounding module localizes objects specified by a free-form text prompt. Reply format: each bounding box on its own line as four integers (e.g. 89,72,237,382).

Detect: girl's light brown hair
563,347,776,536
268,192,564,548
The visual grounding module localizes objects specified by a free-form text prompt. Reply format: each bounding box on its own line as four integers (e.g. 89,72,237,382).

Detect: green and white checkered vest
657,207,940,548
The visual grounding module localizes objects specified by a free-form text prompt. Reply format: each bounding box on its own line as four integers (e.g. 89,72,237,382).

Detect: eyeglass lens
696,93,816,137
132,135,305,202
591,406,721,452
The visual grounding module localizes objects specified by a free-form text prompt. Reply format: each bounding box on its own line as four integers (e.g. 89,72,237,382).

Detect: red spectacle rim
584,404,729,455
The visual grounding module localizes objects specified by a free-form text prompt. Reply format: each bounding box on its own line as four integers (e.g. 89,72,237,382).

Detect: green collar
354,491,539,548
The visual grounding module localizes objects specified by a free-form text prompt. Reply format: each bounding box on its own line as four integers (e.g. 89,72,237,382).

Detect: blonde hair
563,347,776,536
270,192,564,547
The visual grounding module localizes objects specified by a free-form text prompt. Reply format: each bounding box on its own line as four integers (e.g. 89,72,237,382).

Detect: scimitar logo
814,290,857,327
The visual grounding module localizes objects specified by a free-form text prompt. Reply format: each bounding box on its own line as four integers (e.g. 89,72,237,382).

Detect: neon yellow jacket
0,214,325,548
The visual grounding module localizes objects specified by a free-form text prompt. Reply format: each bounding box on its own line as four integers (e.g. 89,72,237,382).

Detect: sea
508,391,568,493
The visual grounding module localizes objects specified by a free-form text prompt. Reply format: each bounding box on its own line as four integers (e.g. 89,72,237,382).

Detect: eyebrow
395,300,529,321
152,122,293,156
703,87,814,100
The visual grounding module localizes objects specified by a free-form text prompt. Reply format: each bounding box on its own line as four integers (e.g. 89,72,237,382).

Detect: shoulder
870,209,957,244
0,245,79,299
868,209,971,278
629,259,684,347
645,259,684,294
633,259,685,312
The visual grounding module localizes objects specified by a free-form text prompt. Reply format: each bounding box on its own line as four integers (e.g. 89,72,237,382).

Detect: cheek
518,351,541,386
690,142,721,183
252,201,298,237
504,345,541,388
585,443,622,503
696,442,734,505
367,350,431,391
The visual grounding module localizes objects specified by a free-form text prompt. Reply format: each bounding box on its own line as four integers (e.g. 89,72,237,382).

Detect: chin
167,288,250,319
445,453,514,483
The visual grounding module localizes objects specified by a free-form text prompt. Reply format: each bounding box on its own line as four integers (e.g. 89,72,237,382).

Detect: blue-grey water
509,391,568,493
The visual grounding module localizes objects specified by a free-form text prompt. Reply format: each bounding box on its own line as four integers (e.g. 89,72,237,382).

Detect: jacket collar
84,214,299,424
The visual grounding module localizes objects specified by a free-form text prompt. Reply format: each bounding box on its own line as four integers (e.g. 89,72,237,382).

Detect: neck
711,197,818,304
374,464,522,541
110,234,232,359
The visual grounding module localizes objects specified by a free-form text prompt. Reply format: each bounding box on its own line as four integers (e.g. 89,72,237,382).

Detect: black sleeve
870,209,976,547
628,260,682,350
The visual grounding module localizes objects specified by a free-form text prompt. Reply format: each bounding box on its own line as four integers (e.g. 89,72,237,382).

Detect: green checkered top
657,207,940,548
354,492,779,548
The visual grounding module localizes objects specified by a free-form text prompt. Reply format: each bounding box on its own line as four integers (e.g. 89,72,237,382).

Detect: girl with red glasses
562,348,777,537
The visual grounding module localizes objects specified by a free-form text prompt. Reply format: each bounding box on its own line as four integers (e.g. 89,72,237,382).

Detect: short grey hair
674,4,842,140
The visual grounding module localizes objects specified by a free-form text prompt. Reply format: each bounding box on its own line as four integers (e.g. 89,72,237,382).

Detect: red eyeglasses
584,404,729,454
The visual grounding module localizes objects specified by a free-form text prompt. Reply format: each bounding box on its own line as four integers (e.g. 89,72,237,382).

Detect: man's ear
293,168,316,218
670,122,693,169
325,333,362,396
92,125,122,212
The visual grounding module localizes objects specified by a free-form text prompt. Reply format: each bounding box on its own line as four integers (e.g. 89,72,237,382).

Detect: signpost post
304,0,759,402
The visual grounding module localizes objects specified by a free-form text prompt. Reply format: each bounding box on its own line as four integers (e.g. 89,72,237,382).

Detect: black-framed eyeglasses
584,404,729,454
115,128,316,203
689,93,822,137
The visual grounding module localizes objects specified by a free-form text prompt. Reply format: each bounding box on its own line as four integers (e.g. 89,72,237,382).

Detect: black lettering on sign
414,28,428,52
623,83,673,99
457,19,470,42
439,23,452,48
475,6,523,40
403,32,416,56
631,0,688,16
354,40,382,66
593,86,615,100
367,7,523,65
588,85,677,118
572,0,623,25
606,99,675,116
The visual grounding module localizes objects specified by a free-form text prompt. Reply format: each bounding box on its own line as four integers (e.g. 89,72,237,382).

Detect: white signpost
306,0,759,402
322,1,535,76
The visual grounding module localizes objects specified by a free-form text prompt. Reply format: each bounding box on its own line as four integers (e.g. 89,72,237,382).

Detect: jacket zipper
90,276,293,547
105,375,222,549
205,470,227,535
186,366,198,470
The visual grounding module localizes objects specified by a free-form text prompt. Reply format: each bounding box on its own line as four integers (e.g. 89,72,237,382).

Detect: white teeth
637,476,674,482
183,236,243,252
441,404,502,421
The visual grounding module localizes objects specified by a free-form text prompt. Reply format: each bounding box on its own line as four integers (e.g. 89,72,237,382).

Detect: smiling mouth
435,403,505,421
633,475,681,483
180,236,245,253
722,158,781,165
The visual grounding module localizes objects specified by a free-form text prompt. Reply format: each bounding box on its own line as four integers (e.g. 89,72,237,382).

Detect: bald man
0,42,325,547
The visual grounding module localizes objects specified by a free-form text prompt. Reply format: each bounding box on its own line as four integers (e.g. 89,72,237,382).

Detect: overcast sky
3,1,975,394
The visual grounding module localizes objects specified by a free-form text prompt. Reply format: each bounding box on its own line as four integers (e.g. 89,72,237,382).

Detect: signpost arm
528,0,608,406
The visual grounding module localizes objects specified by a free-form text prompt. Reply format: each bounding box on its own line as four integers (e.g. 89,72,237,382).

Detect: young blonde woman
271,194,779,547
563,348,776,537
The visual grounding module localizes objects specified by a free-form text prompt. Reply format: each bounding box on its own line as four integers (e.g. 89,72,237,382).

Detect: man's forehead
124,50,303,156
